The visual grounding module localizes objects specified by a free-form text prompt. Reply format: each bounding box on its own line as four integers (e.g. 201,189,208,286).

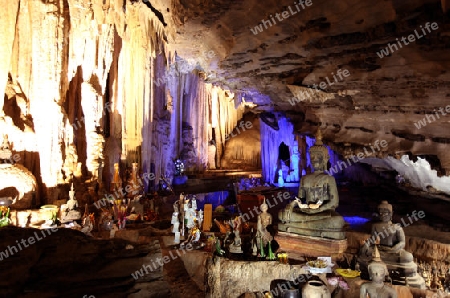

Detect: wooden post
203,204,213,231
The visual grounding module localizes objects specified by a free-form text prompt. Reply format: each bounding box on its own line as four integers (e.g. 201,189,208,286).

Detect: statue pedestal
275,232,347,261
229,245,243,253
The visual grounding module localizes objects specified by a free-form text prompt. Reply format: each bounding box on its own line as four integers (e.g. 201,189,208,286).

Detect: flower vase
266,240,276,260
118,219,126,229
259,238,266,258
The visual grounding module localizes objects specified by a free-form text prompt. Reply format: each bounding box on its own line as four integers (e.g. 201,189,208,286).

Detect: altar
275,231,348,261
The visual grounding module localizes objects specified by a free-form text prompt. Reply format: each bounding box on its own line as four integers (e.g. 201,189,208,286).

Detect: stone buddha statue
278,130,345,240
357,200,426,288
61,184,81,223
360,246,398,298
0,134,12,163
229,216,243,253
257,201,272,247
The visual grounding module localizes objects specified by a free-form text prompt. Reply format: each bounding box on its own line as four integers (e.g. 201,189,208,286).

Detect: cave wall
0,0,245,203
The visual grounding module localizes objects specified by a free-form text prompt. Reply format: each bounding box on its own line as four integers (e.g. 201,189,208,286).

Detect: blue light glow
343,216,370,226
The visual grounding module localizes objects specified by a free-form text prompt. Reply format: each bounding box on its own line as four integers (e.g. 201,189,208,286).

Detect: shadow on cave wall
64,65,87,180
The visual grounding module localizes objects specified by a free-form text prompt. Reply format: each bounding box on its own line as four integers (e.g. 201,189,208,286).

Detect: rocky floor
160,240,205,297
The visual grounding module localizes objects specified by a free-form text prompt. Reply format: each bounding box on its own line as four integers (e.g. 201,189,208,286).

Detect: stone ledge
206,257,309,297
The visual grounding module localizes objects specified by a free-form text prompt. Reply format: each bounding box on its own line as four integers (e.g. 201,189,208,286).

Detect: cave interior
0,0,450,297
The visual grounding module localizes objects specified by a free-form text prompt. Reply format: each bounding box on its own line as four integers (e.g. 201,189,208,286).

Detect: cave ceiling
154,0,450,170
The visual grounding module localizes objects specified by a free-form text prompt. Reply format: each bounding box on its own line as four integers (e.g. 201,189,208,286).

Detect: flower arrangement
327,276,350,296
0,206,10,227
113,204,128,229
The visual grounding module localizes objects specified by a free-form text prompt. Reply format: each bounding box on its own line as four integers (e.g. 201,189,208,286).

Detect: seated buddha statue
61,183,81,223
357,200,426,289
0,134,12,164
278,130,345,240
360,246,398,298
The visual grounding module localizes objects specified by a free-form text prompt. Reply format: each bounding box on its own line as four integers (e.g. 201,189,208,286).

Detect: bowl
0,197,13,207
306,259,334,274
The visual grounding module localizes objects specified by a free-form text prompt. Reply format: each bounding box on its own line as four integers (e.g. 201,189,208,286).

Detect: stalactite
1,0,249,198
113,1,167,178
207,85,246,169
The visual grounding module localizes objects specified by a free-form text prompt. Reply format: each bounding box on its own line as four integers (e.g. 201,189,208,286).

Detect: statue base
278,221,346,240
358,257,426,289
229,245,243,254
275,231,347,261
61,211,81,224
386,262,426,289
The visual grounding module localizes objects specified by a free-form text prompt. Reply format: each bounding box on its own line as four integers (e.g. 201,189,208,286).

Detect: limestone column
0,0,20,116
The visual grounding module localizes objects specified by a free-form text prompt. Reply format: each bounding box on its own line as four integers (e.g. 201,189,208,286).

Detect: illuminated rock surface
1,0,450,198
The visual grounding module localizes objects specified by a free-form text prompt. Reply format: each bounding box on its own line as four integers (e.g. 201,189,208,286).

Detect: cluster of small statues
211,200,276,259
236,177,264,191
418,260,450,293
172,193,204,248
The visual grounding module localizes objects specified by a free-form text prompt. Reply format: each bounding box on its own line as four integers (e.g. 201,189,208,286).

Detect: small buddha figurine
184,199,197,230
171,201,180,233
1,134,10,150
360,246,398,298
0,134,12,163
181,219,202,248
290,142,300,181
257,200,272,248
277,168,284,187
67,184,78,210
229,216,243,253
61,184,81,223
278,130,345,240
